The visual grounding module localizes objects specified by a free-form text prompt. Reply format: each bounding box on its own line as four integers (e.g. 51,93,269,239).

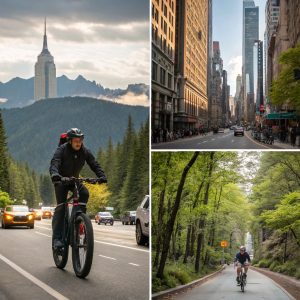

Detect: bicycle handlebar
54,177,106,185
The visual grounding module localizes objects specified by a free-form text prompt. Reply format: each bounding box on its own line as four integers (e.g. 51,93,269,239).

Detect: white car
135,195,149,246
234,126,244,136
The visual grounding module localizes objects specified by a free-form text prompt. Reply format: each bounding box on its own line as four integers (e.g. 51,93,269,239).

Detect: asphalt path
0,219,149,300
175,265,293,300
152,130,274,150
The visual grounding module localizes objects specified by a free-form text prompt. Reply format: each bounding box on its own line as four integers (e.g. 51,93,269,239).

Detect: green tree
0,111,10,192
270,44,300,110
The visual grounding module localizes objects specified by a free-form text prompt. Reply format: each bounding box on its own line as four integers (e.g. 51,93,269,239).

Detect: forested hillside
2,97,148,172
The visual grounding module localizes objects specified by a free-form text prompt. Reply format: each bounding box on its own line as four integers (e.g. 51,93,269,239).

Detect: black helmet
67,128,84,140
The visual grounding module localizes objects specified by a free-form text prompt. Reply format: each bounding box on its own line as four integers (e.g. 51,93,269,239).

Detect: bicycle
52,177,102,278
236,263,248,292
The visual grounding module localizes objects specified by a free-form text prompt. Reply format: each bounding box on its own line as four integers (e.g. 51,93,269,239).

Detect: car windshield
100,212,111,216
6,206,29,212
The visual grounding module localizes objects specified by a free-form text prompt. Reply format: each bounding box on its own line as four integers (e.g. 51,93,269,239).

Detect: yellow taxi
0,205,34,229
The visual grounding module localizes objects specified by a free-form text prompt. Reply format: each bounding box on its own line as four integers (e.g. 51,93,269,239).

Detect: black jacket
49,143,106,179
235,252,251,264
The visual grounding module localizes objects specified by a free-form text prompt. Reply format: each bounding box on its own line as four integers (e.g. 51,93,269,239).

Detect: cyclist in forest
234,245,251,284
49,128,107,248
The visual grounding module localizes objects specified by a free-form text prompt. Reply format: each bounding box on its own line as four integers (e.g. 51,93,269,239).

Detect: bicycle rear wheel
52,236,69,269
72,213,94,278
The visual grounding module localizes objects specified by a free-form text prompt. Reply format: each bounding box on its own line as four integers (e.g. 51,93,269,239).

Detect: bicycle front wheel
72,213,94,278
52,236,69,269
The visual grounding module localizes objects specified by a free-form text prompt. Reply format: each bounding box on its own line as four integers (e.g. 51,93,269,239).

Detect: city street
152,129,289,150
0,220,149,300
175,265,293,300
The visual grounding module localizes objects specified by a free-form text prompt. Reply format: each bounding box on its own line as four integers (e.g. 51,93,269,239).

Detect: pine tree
0,111,10,192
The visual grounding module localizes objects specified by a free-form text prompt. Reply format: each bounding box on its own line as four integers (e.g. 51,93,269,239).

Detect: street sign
221,240,228,247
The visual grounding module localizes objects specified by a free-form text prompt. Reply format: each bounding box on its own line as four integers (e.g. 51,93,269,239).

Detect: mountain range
2,97,148,172
0,75,149,108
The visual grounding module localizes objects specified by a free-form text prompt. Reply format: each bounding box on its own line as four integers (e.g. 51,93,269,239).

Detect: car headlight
28,215,33,220
5,215,13,220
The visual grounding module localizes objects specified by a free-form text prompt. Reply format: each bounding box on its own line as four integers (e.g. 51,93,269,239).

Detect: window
160,67,166,85
152,61,158,81
168,73,172,89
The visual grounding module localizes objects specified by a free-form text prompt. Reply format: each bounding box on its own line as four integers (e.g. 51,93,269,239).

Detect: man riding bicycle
49,128,107,248
234,245,251,284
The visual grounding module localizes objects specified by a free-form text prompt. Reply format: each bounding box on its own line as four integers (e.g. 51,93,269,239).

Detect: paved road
175,265,292,300
152,130,275,150
0,220,149,300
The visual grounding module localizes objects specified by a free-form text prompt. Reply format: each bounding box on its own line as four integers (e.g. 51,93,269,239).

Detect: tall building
151,0,176,131
222,70,230,125
174,0,208,130
34,19,57,101
255,40,264,113
207,0,213,127
265,0,280,101
210,41,223,127
242,0,259,123
266,0,300,113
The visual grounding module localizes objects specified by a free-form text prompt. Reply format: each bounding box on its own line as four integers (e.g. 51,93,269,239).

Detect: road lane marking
0,253,69,300
35,225,51,231
94,240,149,253
33,232,148,253
232,140,234,143
128,263,140,267
36,231,52,238
244,132,270,149
211,139,215,141
98,254,116,260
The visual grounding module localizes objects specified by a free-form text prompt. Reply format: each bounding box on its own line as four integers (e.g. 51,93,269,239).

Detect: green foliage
270,44,300,110
95,116,149,215
0,111,10,192
0,189,12,208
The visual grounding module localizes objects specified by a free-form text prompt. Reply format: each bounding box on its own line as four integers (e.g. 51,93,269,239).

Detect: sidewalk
246,131,300,150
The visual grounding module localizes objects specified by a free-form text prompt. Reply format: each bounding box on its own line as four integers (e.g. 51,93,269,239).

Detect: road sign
221,240,228,247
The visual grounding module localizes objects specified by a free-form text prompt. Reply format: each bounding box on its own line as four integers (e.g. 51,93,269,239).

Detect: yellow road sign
221,240,228,247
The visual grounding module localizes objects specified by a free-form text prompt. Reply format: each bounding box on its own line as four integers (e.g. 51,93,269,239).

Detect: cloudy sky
0,0,149,89
213,0,266,95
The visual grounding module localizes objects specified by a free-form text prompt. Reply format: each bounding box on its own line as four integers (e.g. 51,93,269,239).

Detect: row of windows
152,26,174,59
154,0,175,14
152,61,173,89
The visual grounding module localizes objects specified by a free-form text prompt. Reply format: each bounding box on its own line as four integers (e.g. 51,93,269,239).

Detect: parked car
121,211,136,225
218,128,225,133
0,205,34,229
95,212,114,226
234,126,244,136
135,195,149,246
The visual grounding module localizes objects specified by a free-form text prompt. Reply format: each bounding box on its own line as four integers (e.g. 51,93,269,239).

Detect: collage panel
151,151,300,299
151,0,300,150
0,1,150,299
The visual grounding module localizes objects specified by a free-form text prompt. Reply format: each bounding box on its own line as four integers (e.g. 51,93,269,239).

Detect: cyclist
234,245,251,284
49,128,107,248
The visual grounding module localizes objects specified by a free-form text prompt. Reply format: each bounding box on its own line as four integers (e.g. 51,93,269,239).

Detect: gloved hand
51,175,61,183
97,177,107,184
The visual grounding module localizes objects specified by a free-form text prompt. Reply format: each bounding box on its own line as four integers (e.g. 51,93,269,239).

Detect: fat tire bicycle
52,177,102,278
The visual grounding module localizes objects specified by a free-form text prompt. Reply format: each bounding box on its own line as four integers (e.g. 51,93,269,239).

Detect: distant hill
0,75,149,108
2,97,148,172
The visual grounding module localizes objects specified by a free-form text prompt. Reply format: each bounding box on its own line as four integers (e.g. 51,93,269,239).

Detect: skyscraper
174,0,208,130
34,18,57,101
242,0,259,123
151,0,176,131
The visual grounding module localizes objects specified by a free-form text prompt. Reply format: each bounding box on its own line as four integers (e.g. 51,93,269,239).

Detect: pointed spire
42,17,49,54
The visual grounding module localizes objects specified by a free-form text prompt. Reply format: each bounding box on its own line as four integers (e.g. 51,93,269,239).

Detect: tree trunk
194,152,215,273
184,224,191,263
157,152,199,279
153,153,172,268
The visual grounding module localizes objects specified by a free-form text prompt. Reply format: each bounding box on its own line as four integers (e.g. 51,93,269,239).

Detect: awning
266,112,297,120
